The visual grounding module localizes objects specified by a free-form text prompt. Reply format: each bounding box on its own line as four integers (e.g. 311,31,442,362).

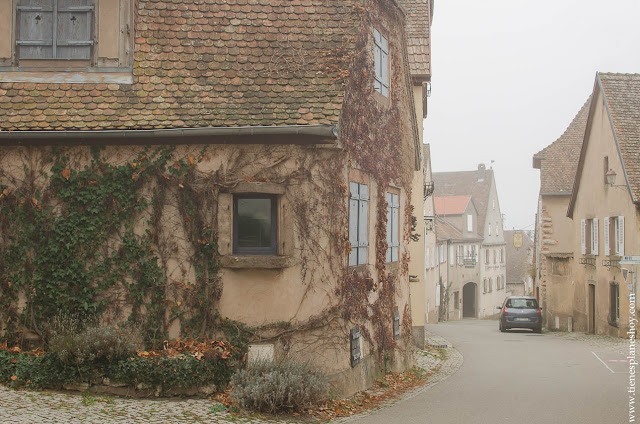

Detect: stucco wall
570,88,638,338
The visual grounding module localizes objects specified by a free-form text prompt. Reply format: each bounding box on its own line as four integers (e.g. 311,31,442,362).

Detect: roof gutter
0,125,340,146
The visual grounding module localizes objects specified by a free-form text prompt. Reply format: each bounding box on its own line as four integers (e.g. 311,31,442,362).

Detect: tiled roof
434,195,471,215
435,218,463,241
432,167,492,236
534,96,591,195
0,0,358,131
504,230,533,284
435,217,482,243
599,73,640,202
397,0,431,79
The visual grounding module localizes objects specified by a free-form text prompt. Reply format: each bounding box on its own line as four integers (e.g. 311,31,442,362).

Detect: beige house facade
0,0,431,395
402,0,435,349
534,73,640,338
567,73,640,338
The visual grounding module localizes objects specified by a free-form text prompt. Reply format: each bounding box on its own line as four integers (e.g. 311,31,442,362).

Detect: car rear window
505,298,539,309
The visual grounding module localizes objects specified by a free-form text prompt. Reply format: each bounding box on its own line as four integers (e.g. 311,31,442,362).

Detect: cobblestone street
0,335,463,424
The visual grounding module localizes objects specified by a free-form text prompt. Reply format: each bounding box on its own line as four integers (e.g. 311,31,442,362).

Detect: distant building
504,231,533,297
433,164,507,319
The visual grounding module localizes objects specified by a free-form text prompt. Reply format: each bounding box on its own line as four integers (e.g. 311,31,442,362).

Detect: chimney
477,163,486,182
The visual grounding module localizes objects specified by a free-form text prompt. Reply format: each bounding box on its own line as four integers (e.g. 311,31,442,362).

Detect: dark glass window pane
237,198,272,249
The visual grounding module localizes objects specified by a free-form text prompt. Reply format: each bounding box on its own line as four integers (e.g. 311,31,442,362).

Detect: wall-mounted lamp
605,169,627,189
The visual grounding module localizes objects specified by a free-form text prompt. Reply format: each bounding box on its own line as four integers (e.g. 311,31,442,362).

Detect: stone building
0,0,432,395
532,96,590,330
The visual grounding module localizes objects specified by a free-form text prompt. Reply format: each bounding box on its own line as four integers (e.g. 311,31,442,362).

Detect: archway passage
463,282,477,318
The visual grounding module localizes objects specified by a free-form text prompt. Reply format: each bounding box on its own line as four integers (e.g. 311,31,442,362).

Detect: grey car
497,296,542,333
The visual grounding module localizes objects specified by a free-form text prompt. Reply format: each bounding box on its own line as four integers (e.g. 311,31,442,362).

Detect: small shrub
108,354,234,392
48,316,143,369
230,360,328,413
0,351,77,388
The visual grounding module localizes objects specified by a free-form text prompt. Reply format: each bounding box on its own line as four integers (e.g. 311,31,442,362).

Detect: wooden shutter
380,34,389,96
57,0,94,59
604,217,610,256
358,184,368,265
581,219,586,255
592,218,598,255
390,193,399,262
17,0,93,60
349,183,359,266
386,193,392,263
17,0,55,59
619,216,625,256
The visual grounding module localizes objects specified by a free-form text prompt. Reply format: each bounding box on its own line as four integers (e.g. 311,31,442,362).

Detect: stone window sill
0,70,133,84
222,255,296,269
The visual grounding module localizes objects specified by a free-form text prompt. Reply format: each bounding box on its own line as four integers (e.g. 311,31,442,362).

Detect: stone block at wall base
327,353,381,398
412,325,426,349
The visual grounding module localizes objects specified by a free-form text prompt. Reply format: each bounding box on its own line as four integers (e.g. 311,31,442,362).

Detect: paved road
349,319,632,424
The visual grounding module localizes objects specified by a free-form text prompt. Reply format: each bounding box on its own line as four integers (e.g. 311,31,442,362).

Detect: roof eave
0,124,340,146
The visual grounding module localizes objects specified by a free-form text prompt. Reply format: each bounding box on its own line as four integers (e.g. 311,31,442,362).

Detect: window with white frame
467,214,472,232
485,248,489,265
386,192,399,262
604,216,625,256
349,182,369,266
488,224,492,236
373,28,389,97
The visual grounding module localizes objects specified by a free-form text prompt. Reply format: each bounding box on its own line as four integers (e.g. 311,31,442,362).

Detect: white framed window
349,182,369,266
604,216,625,256
488,224,492,236
581,218,599,256
467,214,472,232
385,192,399,262
373,28,389,97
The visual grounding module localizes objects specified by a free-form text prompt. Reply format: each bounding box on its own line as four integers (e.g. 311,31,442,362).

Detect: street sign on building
513,232,523,248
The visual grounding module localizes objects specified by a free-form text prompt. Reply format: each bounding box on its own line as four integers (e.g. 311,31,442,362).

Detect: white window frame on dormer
373,28,389,97
467,214,472,232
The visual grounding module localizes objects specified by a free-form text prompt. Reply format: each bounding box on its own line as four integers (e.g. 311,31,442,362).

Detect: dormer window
373,28,389,97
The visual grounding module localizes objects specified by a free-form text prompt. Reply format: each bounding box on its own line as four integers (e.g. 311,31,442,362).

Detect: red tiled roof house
0,0,429,394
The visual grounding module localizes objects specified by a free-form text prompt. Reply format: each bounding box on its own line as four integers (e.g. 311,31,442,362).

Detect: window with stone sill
233,194,277,255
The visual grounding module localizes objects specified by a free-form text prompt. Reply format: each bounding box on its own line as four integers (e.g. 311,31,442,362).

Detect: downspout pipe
0,124,340,145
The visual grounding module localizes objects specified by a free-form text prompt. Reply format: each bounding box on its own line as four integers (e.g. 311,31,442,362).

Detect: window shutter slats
619,216,625,256
604,217,610,256
349,197,358,266
581,219,586,255
18,0,55,59
17,0,93,60
592,218,599,256
386,193,392,263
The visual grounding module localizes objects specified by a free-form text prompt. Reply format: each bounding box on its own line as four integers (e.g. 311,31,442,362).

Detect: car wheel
500,322,506,332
